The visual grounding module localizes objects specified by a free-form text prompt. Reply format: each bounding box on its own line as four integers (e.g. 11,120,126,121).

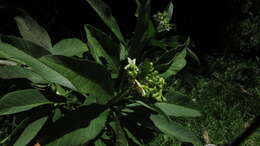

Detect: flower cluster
153,12,174,32
124,58,166,102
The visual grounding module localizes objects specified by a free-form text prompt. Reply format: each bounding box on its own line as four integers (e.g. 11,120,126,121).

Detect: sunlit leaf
51,38,88,57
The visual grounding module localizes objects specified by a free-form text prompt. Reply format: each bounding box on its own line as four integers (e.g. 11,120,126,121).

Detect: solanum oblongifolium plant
0,0,202,146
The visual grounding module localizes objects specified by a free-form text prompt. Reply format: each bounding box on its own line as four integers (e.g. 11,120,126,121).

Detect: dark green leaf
94,139,106,146
14,10,52,49
85,0,125,44
40,55,114,104
187,48,200,64
13,116,48,146
150,115,202,146
1,35,51,59
128,0,151,58
159,49,187,78
124,128,143,146
165,88,192,105
0,89,52,116
51,38,88,57
110,120,128,146
46,110,109,146
0,42,76,90
85,24,120,74
0,66,47,84
155,103,201,117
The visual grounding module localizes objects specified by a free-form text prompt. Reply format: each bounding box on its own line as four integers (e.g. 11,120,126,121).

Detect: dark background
0,0,258,58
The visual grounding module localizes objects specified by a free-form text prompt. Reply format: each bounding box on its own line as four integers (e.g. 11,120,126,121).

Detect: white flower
124,57,138,71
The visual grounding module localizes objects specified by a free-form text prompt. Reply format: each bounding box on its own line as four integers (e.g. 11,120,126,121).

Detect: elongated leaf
0,89,52,116
40,55,114,104
160,49,187,78
46,110,109,146
124,128,143,146
85,0,125,44
14,10,52,50
110,116,128,146
165,2,174,20
150,115,202,146
155,103,201,117
0,42,76,90
1,35,50,59
0,66,47,83
0,117,32,145
51,38,88,57
128,0,151,58
85,24,120,74
14,116,48,146
187,48,200,64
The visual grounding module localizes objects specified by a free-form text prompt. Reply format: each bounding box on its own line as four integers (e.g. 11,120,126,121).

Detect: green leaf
85,0,125,44
13,116,48,146
159,49,187,78
187,48,200,64
124,128,143,146
51,38,88,57
14,10,52,49
165,88,192,105
0,66,47,83
155,103,201,117
1,35,51,59
165,2,174,20
0,42,76,90
0,89,52,116
85,24,120,74
46,110,109,146
110,121,128,146
128,0,151,58
94,139,106,146
150,115,202,146
40,55,114,104
134,0,141,17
